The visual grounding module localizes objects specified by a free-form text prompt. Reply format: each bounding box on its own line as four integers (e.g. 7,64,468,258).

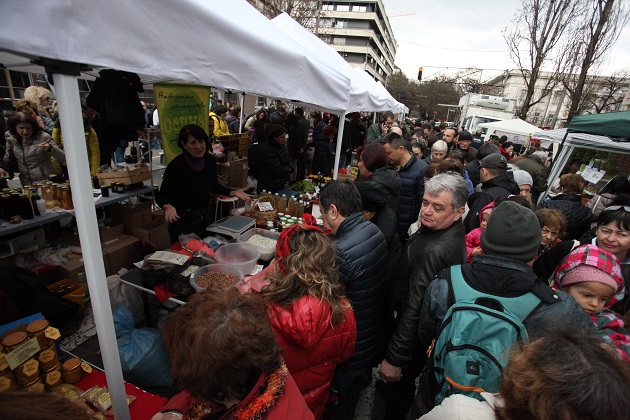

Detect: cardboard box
101,234,140,275
109,201,153,234
229,159,248,188
131,217,170,250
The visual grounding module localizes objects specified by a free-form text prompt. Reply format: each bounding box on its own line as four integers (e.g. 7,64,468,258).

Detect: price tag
81,362,93,374
257,201,274,212
45,326,61,340
6,337,40,370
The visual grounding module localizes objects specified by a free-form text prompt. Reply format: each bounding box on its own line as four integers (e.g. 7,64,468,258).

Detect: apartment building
316,0,397,84
486,69,630,128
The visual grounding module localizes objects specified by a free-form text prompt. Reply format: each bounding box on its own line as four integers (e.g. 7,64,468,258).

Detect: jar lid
41,361,61,374
26,319,49,334
2,331,28,347
62,358,81,372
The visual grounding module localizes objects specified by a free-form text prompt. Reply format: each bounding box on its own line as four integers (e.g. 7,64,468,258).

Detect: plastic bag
113,306,173,387
107,273,145,326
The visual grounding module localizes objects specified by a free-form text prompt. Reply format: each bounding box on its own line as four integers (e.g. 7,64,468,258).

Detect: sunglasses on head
604,205,630,212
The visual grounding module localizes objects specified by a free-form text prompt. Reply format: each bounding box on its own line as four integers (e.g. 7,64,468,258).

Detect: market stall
531,110,630,205
0,0,365,417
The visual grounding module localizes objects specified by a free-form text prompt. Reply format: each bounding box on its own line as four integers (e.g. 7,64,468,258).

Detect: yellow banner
154,83,211,164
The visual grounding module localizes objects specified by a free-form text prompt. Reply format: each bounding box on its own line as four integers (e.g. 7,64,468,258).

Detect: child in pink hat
554,244,630,363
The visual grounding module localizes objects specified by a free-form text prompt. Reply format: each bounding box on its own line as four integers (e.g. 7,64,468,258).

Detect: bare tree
582,71,630,114
247,0,321,29
502,0,581,120
561,0,630,123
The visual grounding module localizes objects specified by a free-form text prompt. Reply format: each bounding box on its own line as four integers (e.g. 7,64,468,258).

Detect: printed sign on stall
154,83,211,164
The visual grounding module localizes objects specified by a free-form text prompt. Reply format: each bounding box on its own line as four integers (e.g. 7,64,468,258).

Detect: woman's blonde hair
262,228,350,326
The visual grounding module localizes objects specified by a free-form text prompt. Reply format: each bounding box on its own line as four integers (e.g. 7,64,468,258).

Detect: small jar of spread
26,319,53,349
14,358,40,386
62,358,84,384
2,331,28,352
0,369,17,393
37,341,59,372
18,375,45,392
41,362,63,391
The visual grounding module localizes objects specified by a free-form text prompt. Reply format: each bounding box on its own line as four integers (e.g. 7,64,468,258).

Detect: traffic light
417,67,423,82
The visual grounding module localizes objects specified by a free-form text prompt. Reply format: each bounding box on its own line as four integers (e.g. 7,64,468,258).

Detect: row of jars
258,190,314,217
1,320,86,393
0,182,74,221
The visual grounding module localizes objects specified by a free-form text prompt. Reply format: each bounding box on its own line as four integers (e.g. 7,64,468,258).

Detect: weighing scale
206,215,256,239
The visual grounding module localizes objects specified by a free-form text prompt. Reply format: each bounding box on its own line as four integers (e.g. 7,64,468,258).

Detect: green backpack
429,265,541,405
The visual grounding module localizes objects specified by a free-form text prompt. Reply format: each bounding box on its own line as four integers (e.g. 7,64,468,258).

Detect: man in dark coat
515,150,549,203
464,153,520,232
256,124,292,193
377,173,467,419
456,130,477,164
464,142,500,189
319,179,388,420
383,133,427,241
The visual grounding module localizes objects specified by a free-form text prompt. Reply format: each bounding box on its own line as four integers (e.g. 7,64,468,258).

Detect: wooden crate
97,166,151,187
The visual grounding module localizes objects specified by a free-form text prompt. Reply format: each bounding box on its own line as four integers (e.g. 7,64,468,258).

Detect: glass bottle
62,187,73,210
287,197,297,217
18,194,34,219
76,272,89,302
278,194,288,214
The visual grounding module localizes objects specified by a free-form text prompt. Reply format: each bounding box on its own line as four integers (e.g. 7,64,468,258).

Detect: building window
551,92,562,105
519,89,527,101
335,20,348,28
336,4,350,12
333,37,346,45
352,4,367,12
322,4,334,11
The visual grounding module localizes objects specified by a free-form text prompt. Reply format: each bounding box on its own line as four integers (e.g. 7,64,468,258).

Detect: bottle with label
278,194,288,214
287,197,298,217
76,272,89,302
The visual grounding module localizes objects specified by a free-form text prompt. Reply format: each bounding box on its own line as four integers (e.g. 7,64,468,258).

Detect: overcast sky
383,0,630,83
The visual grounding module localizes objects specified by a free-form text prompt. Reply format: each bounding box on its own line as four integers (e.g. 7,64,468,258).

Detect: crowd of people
149,109,630,420
3,90,630,419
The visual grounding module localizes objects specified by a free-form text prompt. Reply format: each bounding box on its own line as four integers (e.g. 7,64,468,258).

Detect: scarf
185,362,288,420
184,151,206,172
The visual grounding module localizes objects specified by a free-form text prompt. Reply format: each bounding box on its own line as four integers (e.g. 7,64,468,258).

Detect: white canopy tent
272,13,388,113
0,0,365,418
270,13,407,177
478,118,541,145
0,1,352,113
531,128,630,205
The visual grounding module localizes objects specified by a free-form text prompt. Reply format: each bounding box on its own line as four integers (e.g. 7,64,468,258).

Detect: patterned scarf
185,362,288,420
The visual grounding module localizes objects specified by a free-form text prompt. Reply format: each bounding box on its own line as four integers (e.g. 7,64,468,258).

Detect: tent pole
238,92,244,134
333,113,347,180
53,72,130,420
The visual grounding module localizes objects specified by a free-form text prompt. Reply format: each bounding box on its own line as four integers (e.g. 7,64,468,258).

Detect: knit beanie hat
512,169,533,187
481,201,541,262
265,123,286,139
554,244,624,301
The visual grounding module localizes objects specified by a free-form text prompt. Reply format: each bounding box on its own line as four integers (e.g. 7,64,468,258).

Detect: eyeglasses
604,205,630,212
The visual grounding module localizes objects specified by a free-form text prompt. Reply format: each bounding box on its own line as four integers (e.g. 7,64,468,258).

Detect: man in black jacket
319,179,389,420
464,153,520,232
383,133,427,241
465,142,500,189
377,173,467,419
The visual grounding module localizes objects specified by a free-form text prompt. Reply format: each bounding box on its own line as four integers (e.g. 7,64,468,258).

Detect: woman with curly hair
153,288,313,420
260,224,357,419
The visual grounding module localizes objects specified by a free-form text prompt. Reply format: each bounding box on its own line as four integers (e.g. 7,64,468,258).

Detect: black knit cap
481,201,541,262
264,124,286,139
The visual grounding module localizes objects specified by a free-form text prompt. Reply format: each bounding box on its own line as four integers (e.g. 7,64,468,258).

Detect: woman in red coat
261,225,357,419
